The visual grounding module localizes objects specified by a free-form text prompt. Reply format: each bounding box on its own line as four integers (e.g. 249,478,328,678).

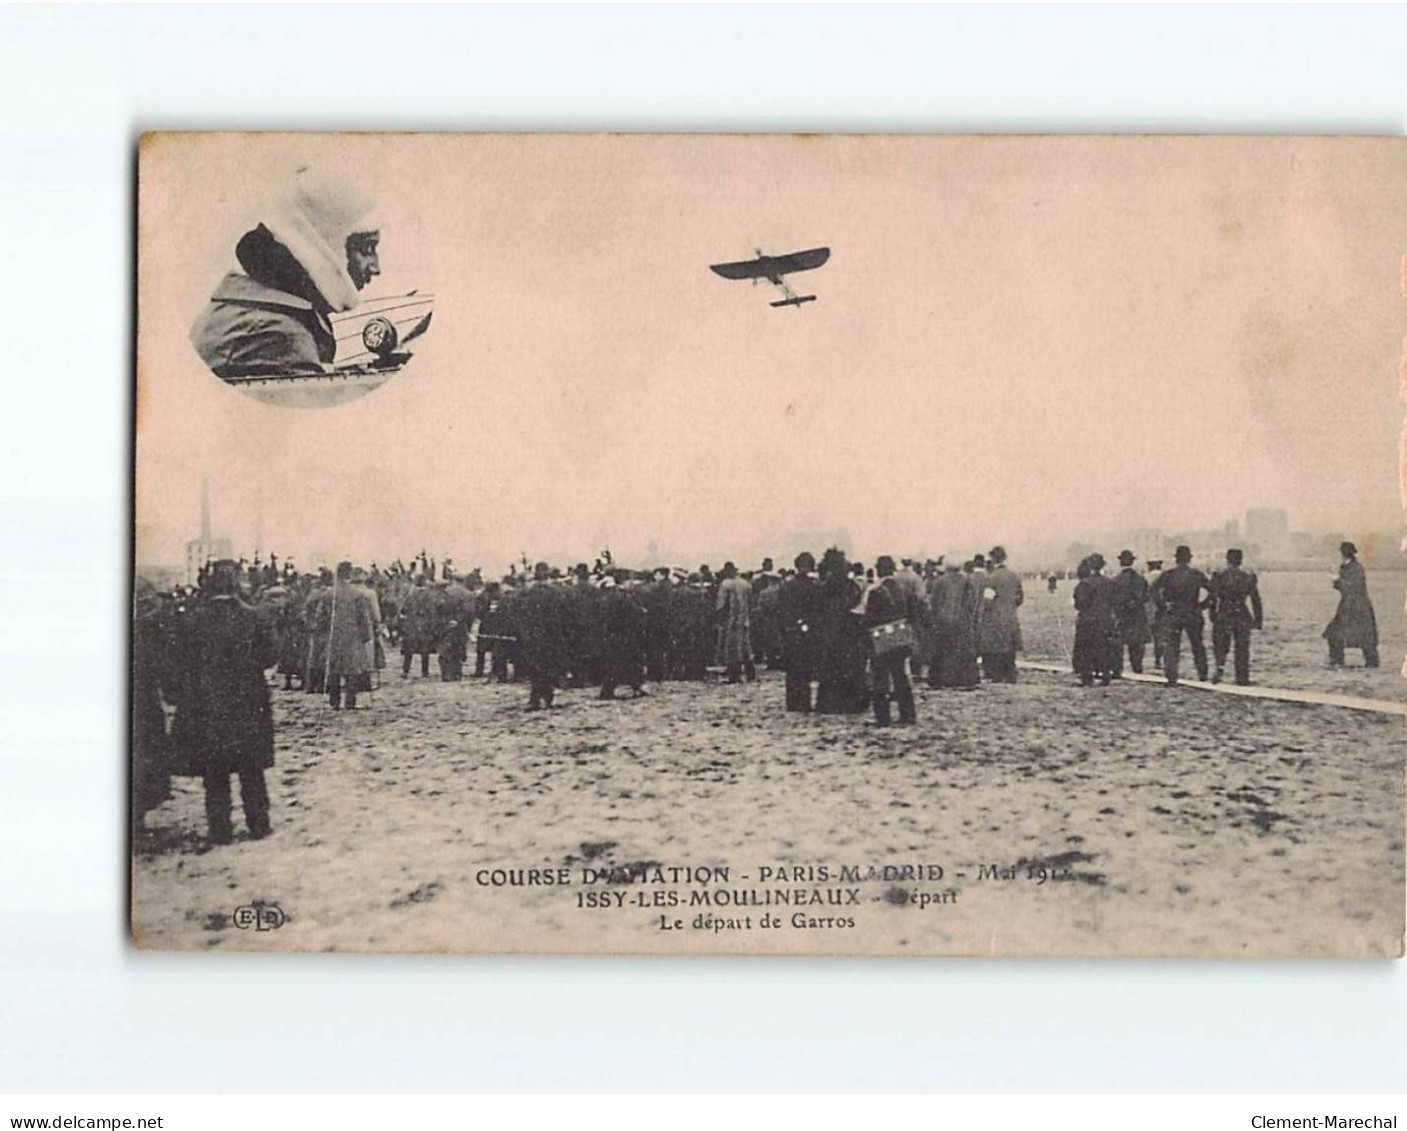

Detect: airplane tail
770,294,817,308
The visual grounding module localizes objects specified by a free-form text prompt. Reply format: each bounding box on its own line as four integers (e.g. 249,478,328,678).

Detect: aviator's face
345,233,381,290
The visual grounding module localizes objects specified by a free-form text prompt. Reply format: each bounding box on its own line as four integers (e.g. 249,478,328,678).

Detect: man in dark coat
927,562,981,690
174,561,277,845
1324,542,1380,668
1144,559,1166,669
715,561,756,683
437,581,475,682
1152,545,1211,686
1110,549,1152,676
978,546,1024,683
324,562,378,709
496,579,524,683
639,570,673,683
1208,548,1264,685
669,580,712,680
865,556,918,726
1072,554,1119,687
131,581,174,839
752,573,783,670
777,552,824,712
567,565,604,687
598,577,649,699
302,575,332,694
518,563,568,710
473,581,507,679
815,549,868,714
274,581,310,690
399,575,437,678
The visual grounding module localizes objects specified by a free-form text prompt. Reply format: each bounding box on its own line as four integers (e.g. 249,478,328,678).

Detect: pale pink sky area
137,134,1405,571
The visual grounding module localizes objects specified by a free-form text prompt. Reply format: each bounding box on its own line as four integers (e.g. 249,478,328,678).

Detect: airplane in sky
709,247,830,308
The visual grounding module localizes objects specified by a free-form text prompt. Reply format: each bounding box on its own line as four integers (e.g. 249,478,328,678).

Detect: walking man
1208,548,1264,685
1324,541,1380,668
1153,545,1210,686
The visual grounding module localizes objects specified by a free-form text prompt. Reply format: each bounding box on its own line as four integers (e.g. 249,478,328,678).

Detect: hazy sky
137,134,1405,571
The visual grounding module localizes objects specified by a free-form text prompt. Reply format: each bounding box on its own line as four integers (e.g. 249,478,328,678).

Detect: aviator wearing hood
191,167,381,380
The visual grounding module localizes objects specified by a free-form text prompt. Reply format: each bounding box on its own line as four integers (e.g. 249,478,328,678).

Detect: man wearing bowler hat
977,546,1023,683
1152,545,1211,686
1324,542,1380,668
777,551,824,712
174,559,277,845
1110,549,1152,676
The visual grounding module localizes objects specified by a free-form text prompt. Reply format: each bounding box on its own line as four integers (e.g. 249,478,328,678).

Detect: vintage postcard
133,133,1405,956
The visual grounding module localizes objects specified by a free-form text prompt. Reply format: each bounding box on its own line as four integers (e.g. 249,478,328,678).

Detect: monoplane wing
709,258,768,281
709,246,830,282
769,247,830,275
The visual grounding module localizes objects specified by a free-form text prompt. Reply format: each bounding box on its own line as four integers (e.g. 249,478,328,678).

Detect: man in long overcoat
715,561,756,683
777,552,824,712
1144,559,1166,669
598,577,649,699
1110,549,1152,676
1324,541,1379,668
977,546,1024,683
669,580,712,680
567,565,605,687
273,580,310,690
815,549,868,713
639,571,673,683
437,580,475,681
1072,555,1119,687
399,575,437,678
302,573,333,694
927,562,981,690
131,581,174,838
752,573,783,670
324,561,377,709
473,581,508,679
518,563,568,710
171,561,277,845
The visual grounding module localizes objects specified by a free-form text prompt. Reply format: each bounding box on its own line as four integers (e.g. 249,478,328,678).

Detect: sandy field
132,571,1405,955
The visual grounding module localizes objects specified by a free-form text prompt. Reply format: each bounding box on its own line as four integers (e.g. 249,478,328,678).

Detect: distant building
184,478,232,586
1185,539,1229,567
1118,528,1165,567
1290,531,1318,559
761,528,854,568
1245,507,1291,559
1168,527,1230,568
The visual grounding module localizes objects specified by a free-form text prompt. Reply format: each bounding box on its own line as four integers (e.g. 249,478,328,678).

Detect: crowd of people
132,541,1381,847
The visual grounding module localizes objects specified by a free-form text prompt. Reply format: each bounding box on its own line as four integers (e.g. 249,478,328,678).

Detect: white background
2,4,1404,1093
